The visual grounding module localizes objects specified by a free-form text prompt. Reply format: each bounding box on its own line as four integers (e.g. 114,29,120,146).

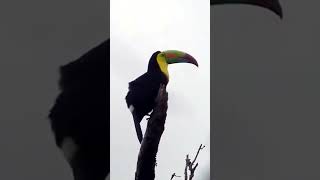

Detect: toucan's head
148,50,198,79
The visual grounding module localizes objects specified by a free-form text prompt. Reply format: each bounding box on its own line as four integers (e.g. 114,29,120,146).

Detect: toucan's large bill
211,0,283,18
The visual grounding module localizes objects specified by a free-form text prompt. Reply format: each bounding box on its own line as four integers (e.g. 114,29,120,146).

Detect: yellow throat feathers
156,53,169,79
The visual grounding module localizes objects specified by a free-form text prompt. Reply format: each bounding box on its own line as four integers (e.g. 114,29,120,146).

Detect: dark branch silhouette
184,144,205,180
171,173,181,180
135,84,168,180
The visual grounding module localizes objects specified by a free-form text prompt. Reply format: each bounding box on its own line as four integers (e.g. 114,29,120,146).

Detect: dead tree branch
170,173,181,180
184,144,205,180
135,84,168,180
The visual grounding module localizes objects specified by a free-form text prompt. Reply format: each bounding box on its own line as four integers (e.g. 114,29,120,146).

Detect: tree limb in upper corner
135,84,168,180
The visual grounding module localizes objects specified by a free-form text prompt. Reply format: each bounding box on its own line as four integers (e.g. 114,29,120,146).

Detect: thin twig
184,155,190,180
183,144,205,180
170,173,181,180
191,144,205,166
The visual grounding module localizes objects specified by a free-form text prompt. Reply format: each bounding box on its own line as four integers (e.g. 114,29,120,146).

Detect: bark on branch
135,84,168,180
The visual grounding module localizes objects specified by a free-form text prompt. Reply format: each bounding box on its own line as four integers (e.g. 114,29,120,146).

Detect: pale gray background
0,0,108,179
213,1,320,179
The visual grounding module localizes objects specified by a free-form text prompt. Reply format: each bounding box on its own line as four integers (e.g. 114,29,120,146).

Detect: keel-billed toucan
125,50,198,143
211,0,283,18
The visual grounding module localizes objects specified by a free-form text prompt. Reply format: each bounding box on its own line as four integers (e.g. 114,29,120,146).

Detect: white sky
110,0,210,179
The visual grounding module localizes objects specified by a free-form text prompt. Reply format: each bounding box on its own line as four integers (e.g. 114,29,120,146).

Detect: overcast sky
110,0,210,179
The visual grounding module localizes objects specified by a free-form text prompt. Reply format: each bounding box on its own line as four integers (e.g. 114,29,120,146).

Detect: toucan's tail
133,114,143,144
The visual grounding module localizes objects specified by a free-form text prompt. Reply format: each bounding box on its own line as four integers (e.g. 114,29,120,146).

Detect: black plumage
125,51,167,143
48,39,109,180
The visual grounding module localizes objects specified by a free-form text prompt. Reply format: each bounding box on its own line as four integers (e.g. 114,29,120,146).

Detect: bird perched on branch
211,0,283,18
125,50,198,143
48,40,109,180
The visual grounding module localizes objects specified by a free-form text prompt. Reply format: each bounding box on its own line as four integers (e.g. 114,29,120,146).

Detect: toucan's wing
211,0,283,18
